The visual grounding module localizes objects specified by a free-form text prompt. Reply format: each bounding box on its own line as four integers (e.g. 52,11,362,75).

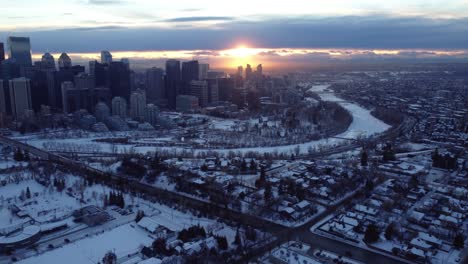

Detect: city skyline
1,1,468,69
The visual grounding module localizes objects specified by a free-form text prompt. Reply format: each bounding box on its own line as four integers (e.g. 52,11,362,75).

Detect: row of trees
104,191,125,208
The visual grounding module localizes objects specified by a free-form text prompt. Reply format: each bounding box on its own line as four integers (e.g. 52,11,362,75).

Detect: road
0,121,420,264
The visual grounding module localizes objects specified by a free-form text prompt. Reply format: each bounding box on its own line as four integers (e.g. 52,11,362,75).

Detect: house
138,217,167,238
294,200,310,212
73,205,110,226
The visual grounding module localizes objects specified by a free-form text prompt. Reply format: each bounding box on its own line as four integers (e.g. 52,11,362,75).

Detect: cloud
180,8,202,12
185,50,221,56
164,16,235,22
66,26,126,31
85,0,127,5
4,15,468,54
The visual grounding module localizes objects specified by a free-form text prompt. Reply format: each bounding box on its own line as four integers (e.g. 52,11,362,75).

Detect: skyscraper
74,73,94,90
58,53,72,69
7,37,32,67
101,51,112,65
109,61,131,101
89,60,109,87
190,80,208,107
130,89,147,121
111,97,127,118
95,102,110,122
181,60,199,94
245,64,252,81
206,78,219,105
121,58,129,69
146,67,165,104
165,59,181,109
145,104,159,125
41,52,56,70
61,81,74,113
199,63,209,80
218,77,235,102
237,66,243,78
0,42,5,62
8,77,32,119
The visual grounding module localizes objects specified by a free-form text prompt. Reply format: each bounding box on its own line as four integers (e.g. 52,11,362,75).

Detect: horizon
2,0,468,69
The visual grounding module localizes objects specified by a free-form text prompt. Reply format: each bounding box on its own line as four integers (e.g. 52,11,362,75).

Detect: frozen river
21,84,390,156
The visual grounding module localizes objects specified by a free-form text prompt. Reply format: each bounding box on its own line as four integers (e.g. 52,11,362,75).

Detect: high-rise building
0,43,5,62
145,103,159,125
218,77,235,102
206,78,219,105
165,59,181,109
61,81,74,113
109,61,131,101
8,77,32,119
112,97,127,118
30,70,49,112
101,51,112,65
74,73,94,90
145,67,164,103
130,89,146,121
41,52,56,70
237,66,243,78
58,53,72,69
245,64,252,81
176,95,199,113
181,60,199,94
256,64,263,76
198,63,209,80
190,80,208,107
94,102,110,122
0,59,20,81
0,79,6,113
7,37,32,67
121,58,129,70
89,60,109,87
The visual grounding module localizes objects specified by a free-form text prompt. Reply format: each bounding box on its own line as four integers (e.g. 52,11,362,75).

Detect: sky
1,0,468,69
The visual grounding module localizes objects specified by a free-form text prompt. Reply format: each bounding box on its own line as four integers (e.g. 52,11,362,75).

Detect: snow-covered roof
138,258,162,264
137,217,160,233
418,232,442,246
295,200,311,210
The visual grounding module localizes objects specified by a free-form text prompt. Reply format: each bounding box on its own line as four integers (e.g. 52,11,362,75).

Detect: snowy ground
14,84,390,157
18,223,152,264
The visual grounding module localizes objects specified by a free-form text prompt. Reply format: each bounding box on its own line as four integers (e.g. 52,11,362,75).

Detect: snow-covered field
15,84,390,156
18,223,152,264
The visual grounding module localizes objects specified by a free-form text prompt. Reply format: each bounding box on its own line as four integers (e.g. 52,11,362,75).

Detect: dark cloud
3,15,468,57
164,16,235,22
185,50,220,56
258,50,281,56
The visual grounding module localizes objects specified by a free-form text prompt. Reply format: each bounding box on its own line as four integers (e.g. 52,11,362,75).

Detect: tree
384,223,394,240
361,149,368,166
102,251,117,264
13,149,24,161
152,238,169,256
364,223,379,243
215,235,228,251
249,159,257,172
409,175,419,189
245,226,257,242
382,143,396,162
135,210,145,222
234,229,242,246
454,233,465,249
264,183,272,204
25,187,31,199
